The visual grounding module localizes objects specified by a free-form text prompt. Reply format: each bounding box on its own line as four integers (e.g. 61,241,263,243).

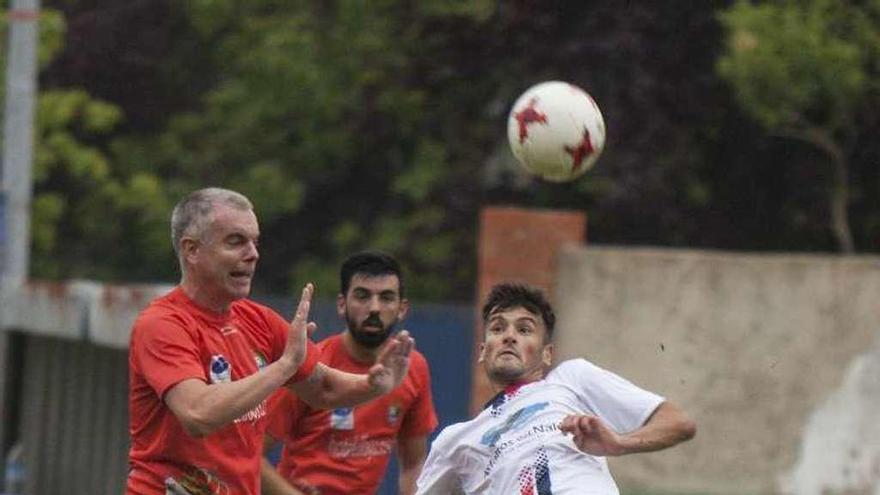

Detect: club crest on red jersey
331,407,354,430
253,351,268,370
209,355,232,383
387,404,401,425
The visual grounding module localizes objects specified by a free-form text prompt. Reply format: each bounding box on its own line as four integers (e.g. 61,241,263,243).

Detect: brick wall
470,206,586,413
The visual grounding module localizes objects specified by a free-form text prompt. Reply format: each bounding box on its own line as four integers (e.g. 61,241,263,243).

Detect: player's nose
244,241,259,261
367,296,381,312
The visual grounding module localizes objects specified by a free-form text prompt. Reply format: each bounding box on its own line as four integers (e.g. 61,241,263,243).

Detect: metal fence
16,334,129,495
3,297,473,495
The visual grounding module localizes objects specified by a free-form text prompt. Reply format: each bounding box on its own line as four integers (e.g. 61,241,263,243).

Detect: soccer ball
507,81,606,182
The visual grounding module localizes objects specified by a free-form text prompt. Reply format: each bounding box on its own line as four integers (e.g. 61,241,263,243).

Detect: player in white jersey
416,283,696,495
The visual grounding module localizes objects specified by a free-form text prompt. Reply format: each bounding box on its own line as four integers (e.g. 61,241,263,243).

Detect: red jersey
127,287,290,495
267,334,437,495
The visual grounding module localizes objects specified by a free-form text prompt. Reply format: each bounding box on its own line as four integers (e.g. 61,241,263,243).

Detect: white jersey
416,359,664,495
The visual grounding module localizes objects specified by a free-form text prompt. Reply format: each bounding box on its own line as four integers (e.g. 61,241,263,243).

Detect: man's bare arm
559,400,696,456
164,285,315,437
287,331,414,409
397,435,429,495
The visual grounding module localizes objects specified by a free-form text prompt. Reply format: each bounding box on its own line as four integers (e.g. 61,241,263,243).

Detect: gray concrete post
1,0,40,490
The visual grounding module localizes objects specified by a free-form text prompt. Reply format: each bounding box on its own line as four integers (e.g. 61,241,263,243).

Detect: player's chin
487,363,524,383
226,279,251,299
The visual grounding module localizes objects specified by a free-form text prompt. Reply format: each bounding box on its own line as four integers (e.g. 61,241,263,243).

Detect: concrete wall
553,246,880,495
0,279,173,348
5,245,880,494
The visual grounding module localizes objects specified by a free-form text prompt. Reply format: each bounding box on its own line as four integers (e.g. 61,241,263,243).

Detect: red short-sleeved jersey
267,334,437,495
127,287,293,495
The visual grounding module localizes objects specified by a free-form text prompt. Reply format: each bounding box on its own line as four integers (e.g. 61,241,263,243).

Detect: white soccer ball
507,81,606,182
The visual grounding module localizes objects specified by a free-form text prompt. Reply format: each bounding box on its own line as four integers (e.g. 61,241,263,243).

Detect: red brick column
470,206,586,414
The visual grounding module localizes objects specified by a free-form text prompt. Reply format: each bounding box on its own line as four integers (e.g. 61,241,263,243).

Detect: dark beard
347,313,397,348
486,365,526,385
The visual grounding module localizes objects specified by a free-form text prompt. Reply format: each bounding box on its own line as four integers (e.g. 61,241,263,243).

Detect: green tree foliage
107,1,496,299
1,10,173,280
718,0,880,252
26,0,880,300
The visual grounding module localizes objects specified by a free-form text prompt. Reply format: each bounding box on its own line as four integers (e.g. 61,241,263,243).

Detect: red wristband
288,340,320,383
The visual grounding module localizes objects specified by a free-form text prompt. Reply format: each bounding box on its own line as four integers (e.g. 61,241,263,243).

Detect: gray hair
170,187,253,256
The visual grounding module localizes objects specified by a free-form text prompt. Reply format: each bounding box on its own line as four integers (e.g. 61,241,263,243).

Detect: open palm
368,330,414,394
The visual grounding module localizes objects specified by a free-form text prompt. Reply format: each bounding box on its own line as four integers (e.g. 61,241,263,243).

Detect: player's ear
180,237,199,264
478,342,487,363
542,343,554,367
336,293,346,319
397,298,409,320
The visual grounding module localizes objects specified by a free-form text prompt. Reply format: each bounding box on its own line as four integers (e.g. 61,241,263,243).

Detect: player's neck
490,377,539,393
341,331,380,363
180,278,232,314
489,366,545,393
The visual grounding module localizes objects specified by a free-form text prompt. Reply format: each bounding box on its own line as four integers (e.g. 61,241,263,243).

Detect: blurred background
1,1,880,494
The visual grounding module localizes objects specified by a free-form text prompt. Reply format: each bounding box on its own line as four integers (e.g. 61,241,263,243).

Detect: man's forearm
288,333,412,409
288,364,382,409
619,401,696,454
398,436,428,495
398,466,420,495
166,358,295,437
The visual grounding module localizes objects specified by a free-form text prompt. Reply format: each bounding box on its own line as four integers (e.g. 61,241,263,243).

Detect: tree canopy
718,0,880,252
11,0,880,301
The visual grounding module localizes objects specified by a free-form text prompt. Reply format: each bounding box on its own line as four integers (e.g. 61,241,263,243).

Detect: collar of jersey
170,286,235,324
482,381,530,411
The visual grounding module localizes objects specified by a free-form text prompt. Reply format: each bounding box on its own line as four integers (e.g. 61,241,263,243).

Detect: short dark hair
340,251,405,297
481,282,555,339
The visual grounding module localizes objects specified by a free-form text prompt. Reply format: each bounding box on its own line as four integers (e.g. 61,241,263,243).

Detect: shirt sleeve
551,358,665,434
415,430,465,495
400,353,439,438
131,312,206,399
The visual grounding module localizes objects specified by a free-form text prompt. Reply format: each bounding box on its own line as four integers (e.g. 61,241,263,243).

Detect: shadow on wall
781,347,880,495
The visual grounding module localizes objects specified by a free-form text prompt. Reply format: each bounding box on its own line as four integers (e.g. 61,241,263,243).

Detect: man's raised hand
283,283,317,375
367,330,414,394
559,414,626,456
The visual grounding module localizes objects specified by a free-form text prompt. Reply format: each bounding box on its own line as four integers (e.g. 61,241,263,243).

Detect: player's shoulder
133,288,195,333
431,417,476,446
406,347,433,379
409,347,430,367
315,333,343,353
231,298,290,340
547,358,601,379
137,287,183,315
